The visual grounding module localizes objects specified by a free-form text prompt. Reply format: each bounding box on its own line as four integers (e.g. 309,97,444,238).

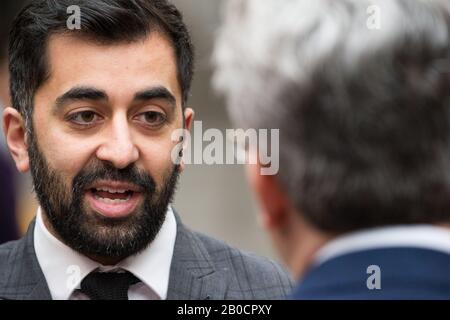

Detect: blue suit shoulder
292,247,450,300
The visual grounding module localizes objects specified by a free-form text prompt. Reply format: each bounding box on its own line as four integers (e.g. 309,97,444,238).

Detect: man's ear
3,107,30,172
184,107,194,131
246,162,289,231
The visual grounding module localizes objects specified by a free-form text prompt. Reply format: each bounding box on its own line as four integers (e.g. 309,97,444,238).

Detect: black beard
27,130,180,261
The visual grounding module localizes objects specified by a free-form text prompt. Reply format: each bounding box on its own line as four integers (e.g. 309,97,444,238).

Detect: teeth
94,194,131,204
95,187,128,194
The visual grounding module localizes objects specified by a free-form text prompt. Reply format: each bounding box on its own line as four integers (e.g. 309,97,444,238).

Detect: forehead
41,32,181,105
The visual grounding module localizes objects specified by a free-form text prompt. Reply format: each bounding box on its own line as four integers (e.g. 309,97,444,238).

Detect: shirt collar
314,224,450,266
34,206,177,300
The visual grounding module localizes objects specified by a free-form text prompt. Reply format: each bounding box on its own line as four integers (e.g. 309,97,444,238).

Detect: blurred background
0,0,277,260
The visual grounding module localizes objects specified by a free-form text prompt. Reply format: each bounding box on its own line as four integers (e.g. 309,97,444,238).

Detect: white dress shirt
34,206,177,300
314,224,450,266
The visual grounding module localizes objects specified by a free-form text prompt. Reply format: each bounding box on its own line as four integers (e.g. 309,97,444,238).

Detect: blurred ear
246,162,289,231
184,107,194,131
3,107,30,172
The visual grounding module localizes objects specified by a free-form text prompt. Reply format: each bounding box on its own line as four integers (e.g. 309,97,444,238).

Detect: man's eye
137,111,167,127
68,111,100,125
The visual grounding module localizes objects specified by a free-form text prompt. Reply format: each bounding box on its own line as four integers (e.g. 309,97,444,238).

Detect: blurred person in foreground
214,0,450,299
0,1,28,244
0,0,292,300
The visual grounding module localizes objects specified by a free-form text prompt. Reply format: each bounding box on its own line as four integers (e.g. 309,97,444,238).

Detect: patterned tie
80,271,140,300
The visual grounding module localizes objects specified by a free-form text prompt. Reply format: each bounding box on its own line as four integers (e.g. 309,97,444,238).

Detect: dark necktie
80,271,140,300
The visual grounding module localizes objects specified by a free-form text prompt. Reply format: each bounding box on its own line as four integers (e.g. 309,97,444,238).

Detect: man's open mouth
90,188,134,204
85,181,143,218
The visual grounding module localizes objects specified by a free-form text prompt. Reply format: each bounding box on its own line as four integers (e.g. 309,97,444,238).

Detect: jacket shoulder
292,247,450,300
194,231,294,299
0,239,22,267
0,238,26,287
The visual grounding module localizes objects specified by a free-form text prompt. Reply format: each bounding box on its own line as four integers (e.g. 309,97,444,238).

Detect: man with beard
0,0,292,300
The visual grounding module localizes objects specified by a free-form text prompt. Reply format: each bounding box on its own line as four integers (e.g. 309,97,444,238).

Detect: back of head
214,0,450,233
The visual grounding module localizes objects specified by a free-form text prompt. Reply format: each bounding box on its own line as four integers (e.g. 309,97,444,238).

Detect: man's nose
96,116,139,169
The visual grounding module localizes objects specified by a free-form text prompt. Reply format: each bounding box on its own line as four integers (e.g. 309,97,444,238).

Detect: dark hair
9,0,194,126
277,5,450,233
0,0,29,61
284,45,450,232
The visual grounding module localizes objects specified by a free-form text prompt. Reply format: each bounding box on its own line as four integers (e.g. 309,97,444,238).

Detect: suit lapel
167,212,227,300
0,220,52,300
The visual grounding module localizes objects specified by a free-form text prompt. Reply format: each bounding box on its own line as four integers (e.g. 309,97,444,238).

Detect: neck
278,213,334,281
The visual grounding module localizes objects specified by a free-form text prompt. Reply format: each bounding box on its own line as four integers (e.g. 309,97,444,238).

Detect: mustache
71,161,156,195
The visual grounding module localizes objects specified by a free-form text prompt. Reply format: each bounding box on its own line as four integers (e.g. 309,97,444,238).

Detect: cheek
33,109,95,171
36,128,96,180
137,137,177,185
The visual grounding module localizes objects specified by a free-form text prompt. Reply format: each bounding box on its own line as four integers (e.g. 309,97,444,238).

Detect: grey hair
213,0,450,232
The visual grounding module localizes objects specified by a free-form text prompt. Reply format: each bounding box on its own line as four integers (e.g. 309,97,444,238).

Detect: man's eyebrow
134,86,177,109
53,86,177,111
54,86,108,110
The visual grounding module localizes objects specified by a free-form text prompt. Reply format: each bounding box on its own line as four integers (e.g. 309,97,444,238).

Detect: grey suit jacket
0,212,293,300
